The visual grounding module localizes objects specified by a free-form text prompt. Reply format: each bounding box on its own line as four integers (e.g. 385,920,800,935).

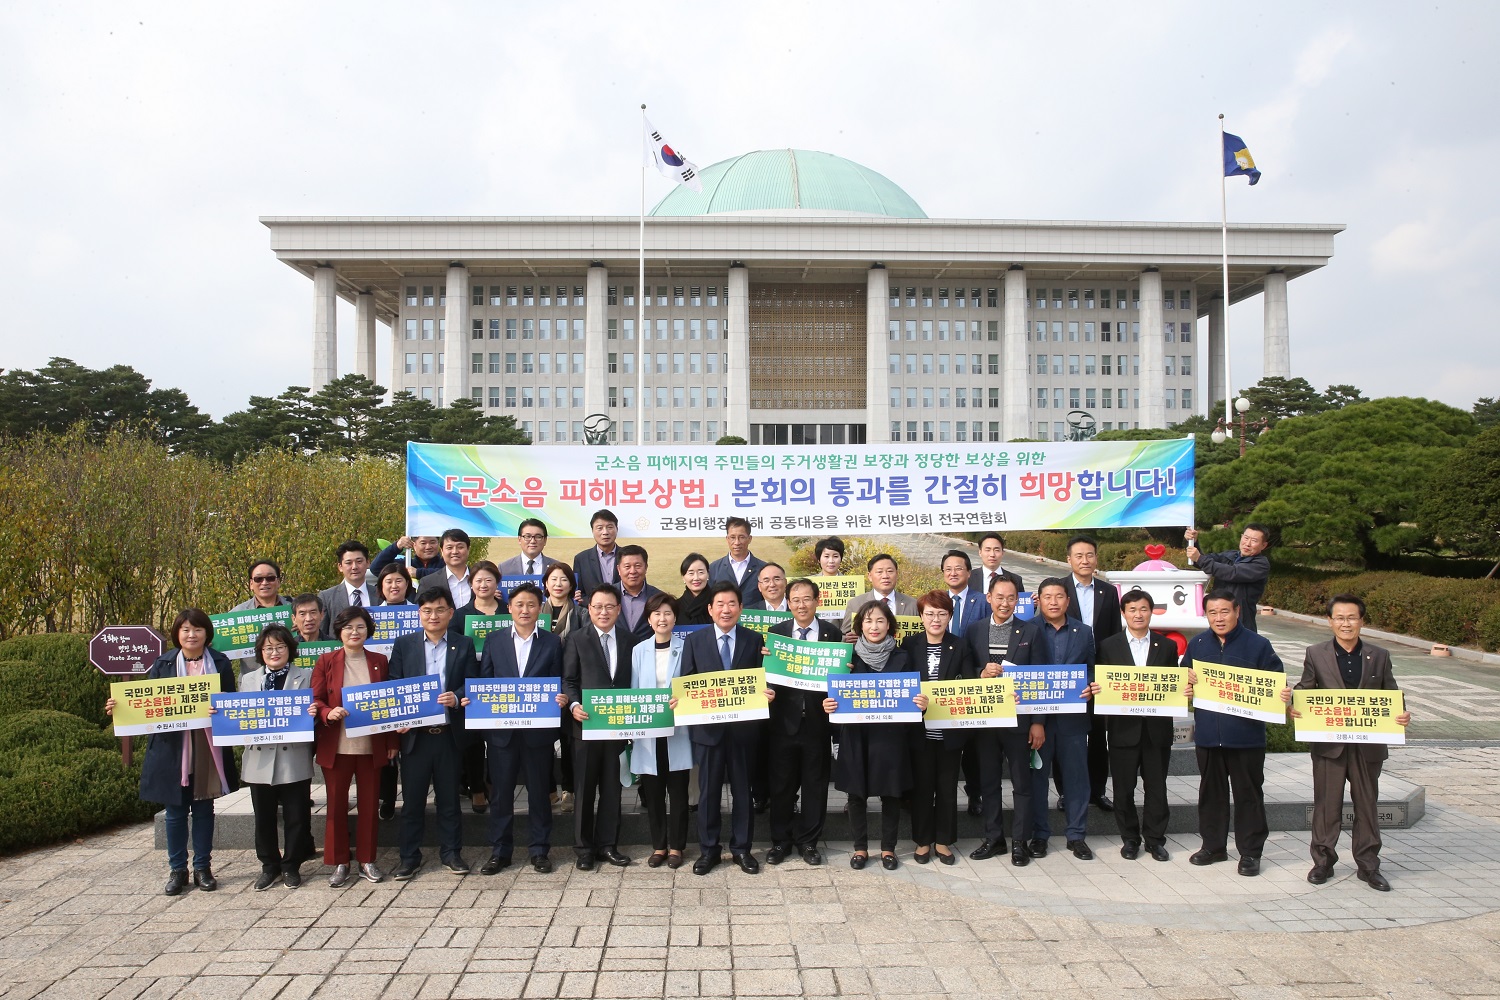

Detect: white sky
2,1,1495,417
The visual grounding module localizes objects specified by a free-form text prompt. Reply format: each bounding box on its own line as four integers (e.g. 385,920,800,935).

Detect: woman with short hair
630,593,693,868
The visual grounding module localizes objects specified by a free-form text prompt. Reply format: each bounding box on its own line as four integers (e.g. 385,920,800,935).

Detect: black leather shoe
1067,840,1094,861
443,856,471,876
480,855,511,876
394,861,421,881
1011,849,1030,867
1027,838,1049,859
731,852,760,875
913,848,931,864
471,794,489,815
1147,845,1170,863
1189,849,1228,866
531,855,553,874
255,868,279,891
1237,856,1261,877
1308,865,1333,885
600,849,631,868
1358,869,1391,892
379,802,395,820
765,844,790,866
754,800,769,814
1090,796,1114,813
164,870,190,896
647,852,667,868
849,853,867,871
692,854,720,876
1120,842,1140,861
192,869,218,892
575,855,594,872
967,798,983,817
936,849,956,866
968,839,998,861
799,845,823,866
283,868,303,888
880,853,898,871
667,853,684,869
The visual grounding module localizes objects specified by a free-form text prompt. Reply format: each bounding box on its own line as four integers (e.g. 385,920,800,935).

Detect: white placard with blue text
342,674,445,737
1007,664,1090,714
828,672,922,724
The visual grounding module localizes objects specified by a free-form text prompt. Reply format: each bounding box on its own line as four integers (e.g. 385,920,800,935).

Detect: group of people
109,516,1409,897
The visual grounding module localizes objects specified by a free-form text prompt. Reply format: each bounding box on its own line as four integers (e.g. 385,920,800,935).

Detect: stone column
584,264,609,429
311,265,337,391
1263,270,1290,378
1002,266,1029,441
1206,294,1227,417
726,264,750,440
354,292,377,384
1138,268,1166,429
443,263,469,407
865,265,891,442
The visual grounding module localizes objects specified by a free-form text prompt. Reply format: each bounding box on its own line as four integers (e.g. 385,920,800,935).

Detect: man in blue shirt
1185,524,1273,633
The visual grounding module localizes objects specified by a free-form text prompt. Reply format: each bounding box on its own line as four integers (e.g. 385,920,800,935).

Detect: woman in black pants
825,601,914,871
902,591,976,865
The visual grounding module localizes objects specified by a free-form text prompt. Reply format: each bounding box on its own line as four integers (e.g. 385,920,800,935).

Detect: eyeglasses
251,576,279,583
519,533,546,541
1331,616,1363,625
261,643,288,654
588,603,618,612
921,610,950,619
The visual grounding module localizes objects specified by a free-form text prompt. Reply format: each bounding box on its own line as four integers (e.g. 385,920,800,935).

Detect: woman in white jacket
629,593,692,869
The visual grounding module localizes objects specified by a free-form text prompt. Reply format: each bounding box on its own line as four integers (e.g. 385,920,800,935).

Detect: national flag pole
638,104,648,445
1218,114,1233,430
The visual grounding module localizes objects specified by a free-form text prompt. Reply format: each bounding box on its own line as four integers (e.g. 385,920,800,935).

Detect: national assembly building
261,149,1340,446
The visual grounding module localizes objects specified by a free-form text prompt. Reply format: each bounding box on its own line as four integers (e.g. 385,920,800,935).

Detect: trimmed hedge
0,634,111,725
1264,570,1500,652
0,710,119,769
0,748,154,853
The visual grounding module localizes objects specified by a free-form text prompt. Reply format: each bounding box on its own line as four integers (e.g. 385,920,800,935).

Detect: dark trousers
323,753,380,865
976,730,1032,844
400,730,464,865
769,730,831,849
909,738,961,847
1110,740,1171,847
1196,746,1268,858
1087,711,1110,799
487,739,554,859
694,734,756,855
1311,751,1384,872
751,720,771,805
847,796,901,853
573,737,623,856
638,761,691,852
381,759,399,809
1032,717,1090,841
462,738,487,798
250,778,312,872
960,743,982,802
557,734,574,793
163,786,214,873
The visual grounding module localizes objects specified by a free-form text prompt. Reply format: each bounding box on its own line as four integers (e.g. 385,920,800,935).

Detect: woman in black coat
105,608,239,896
902,591,977,865
825,601,915,871
676,553,713,626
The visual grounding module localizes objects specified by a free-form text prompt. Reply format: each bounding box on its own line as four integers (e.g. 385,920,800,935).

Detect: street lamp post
1211,396,1269,457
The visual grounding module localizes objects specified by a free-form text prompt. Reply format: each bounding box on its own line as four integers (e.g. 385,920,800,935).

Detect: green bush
0,710,118,770
1262,569,1500,651
0,748,155,854
0,633,112,725
1266,721,1308,754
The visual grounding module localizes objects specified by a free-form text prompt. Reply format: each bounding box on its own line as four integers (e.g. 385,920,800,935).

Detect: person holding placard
1281,594,1410,891
312,605,395,887
238,624,318,890
764,578,843,867
317,541,375,638
902,591,977,866
376,564,415,606
107,608,239,896
841,554,918,638
1183,590,1284,877
452,559,506,815
417,528,475,610
475,582,565,875
231,559,294,612
1029,578,1098,861
676,553,713,626
630,593,693,869
371,534,444,582
1098,589,1181,862
1063,535,1119,815
826,601,913,871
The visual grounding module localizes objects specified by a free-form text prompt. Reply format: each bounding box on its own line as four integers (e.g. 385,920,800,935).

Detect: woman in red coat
312,605,396,888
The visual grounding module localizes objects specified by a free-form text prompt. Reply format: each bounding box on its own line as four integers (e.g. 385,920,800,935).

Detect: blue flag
1223,132,1261,186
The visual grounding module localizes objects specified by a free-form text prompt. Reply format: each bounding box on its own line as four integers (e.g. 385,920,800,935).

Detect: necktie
952,595,962,632
720,634,732,670
798,627,810,641
601,633,613,679
351,588,362,607
527,560,535,575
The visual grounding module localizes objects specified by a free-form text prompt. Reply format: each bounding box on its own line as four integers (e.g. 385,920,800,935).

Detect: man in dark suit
961,574,1047,866
572,509,621,596
561,584,635,870
387,586,477,881
1282,593,1410,891
497,518,559,578
1063,534,1120,811
1097,589,1181,862
474,583,565,875
941,551,990,636
746,563,789,612
616,544,663,643
709,516,767,606
764,579,841,866
318,540,375,638
680,580,776,875
1186,523,1273,633
969,532,1024,601
1030,578,1098,861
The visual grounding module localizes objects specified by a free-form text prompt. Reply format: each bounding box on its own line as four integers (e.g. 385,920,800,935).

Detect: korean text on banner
1007,664,1090,714
763,633,852,691
828,672,922,724
111,675,221,737
738,609,792,635
210,607,293,660
292,640,341,670
366,606,421,655
921,676,1018,728
405,439,1195,539
670,668,769,727
581,688,674,740
1292,690,1406,745
1192,664,1286,724
464,678,561,730
210,690,314,746
1094,665,1190,718
463,614,552,653
341,675,445,737
811,576,864,612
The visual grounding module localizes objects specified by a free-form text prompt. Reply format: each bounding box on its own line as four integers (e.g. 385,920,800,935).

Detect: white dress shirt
345,581,373,607
511,626,536,675
445,569,472,609
1127,631,1152,667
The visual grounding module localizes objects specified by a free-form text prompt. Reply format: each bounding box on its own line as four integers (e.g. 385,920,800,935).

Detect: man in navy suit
572,509,621,596
941,550,989,636
387,587,477,881
616,544,664,643
1030,577,1098,861
708,516,767,606
1063,534,1121,811
680,580,777,875
474,583,565,874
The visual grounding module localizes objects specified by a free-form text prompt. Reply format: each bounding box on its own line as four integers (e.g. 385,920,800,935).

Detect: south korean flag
644,117,703,193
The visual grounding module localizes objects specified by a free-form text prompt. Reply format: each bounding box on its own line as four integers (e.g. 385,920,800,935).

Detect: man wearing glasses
499,519,558,578
1185,523,1273,633
232,560,293,611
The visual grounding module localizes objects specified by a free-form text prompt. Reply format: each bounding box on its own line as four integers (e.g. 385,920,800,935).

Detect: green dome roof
650,149,926,219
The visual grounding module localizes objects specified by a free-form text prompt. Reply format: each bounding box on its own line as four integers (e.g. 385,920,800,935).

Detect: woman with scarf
824,601,915,871
107,608,239,896
676,553,713,626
